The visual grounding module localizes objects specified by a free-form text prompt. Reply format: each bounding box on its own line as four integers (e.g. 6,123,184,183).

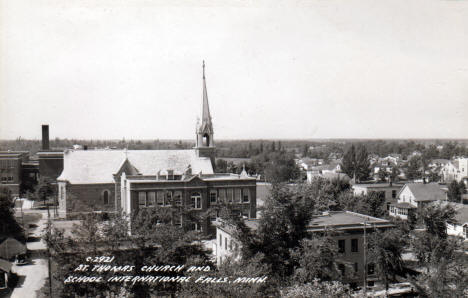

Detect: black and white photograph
0,0,467,297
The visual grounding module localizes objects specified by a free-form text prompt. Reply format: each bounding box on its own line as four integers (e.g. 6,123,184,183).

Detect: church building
57,63,257,234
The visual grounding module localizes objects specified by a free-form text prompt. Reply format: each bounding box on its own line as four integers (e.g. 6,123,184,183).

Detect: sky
1,0,467,140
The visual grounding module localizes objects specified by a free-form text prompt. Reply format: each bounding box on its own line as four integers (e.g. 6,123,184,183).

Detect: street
10,210,48,298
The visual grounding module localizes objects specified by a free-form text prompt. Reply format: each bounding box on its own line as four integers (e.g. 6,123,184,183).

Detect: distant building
0,151,30,197
389,183,446,220
214,211,394,287
307,172,350,184
352,183,404,211
57,63,257,235
37,125,64,182
441,157,468,184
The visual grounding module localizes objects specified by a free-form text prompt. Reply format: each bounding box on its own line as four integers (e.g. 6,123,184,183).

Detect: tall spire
200,60,213,133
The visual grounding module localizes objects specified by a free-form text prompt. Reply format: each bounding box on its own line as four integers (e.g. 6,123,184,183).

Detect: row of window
138,188,251,209
338,238,359,253
0,159,18,168
0,176,14,182
390,206,409,216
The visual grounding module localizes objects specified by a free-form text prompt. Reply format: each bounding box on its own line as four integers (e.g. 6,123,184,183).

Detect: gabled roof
58,149,214,184
404,183,446,202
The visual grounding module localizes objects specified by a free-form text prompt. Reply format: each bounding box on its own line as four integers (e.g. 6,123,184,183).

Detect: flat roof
353,183,404,188
306,211,393,232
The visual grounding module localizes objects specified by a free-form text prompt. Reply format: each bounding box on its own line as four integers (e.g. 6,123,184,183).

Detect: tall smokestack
42,125,50,150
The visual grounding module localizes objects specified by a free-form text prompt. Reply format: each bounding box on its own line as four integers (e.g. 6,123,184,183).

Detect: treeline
2,138,468,161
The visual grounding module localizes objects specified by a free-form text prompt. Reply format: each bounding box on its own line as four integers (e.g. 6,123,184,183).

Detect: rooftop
58,149,214,184
405,183,446,202
306,211,393,232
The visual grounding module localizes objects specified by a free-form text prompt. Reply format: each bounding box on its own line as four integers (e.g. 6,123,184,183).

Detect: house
214,211,394,287
389,183,446,220
352,183,404,211
441,157,468,184
0,259,12,289
444,202,468,240
56,64,257,235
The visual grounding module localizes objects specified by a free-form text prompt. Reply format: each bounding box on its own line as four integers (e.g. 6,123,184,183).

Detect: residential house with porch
389,183,446,220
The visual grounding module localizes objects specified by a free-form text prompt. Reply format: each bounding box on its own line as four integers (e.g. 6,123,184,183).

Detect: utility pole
363,220,367,297
47,205,53,297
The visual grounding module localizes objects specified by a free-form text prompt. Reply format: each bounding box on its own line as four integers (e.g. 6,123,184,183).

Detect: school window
147,192,156,207
235,188,242,202
392,190,397,198
218,189,226,203
351,239,358,252
138,192,147,208
367,263,375,275
174,191,182,206
103,190,110,205
191,193,202,209
338,239,345,253
166,191,173,205
225,238,228,250
173,214,182,227
227,189,233,203
191,222,202,232
242,188,250,203
157,191,165,206
219,234,222,246
210,190,217,204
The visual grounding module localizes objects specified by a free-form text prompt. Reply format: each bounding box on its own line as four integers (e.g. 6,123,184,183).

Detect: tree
291,236,340,283
378,168,388,182
341,144,370,182
281,279,352,298
406,156,422,181
215,158,228,173
335,191,386,218
447,180,462,202
0,187,24,241
368,229,406,293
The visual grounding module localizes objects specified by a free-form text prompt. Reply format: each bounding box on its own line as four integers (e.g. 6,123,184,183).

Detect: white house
444,202,468,240
441,157,468,184
389,183,446,220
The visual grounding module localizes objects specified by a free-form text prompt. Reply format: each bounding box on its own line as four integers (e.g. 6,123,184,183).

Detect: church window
103,190,110,205
138,192,147,208
147,192,156,207
203,134,210,147
191,193,202,209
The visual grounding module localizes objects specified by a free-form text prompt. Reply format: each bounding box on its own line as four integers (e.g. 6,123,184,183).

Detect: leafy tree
335,191,385,218
215,158,228,173
447,180,466,203
235,183,314,287
378,168,388,182
341,145,370,182
406,156,422,181
418,203,456,239
281,279,352,298
291,236,340,282
0,187,24,241
368,229,406,293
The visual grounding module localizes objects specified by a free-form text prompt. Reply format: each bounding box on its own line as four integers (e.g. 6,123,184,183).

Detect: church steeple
198,61,213,136
195,61,216,169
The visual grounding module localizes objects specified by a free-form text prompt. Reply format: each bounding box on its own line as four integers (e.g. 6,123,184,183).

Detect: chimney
42,125,50,150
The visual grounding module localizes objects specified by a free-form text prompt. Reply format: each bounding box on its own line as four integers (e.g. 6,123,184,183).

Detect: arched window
191,192,202,209
103,190,110,205
202,134,210,146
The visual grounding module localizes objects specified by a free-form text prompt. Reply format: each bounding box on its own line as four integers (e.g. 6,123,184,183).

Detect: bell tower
195,61,216,169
